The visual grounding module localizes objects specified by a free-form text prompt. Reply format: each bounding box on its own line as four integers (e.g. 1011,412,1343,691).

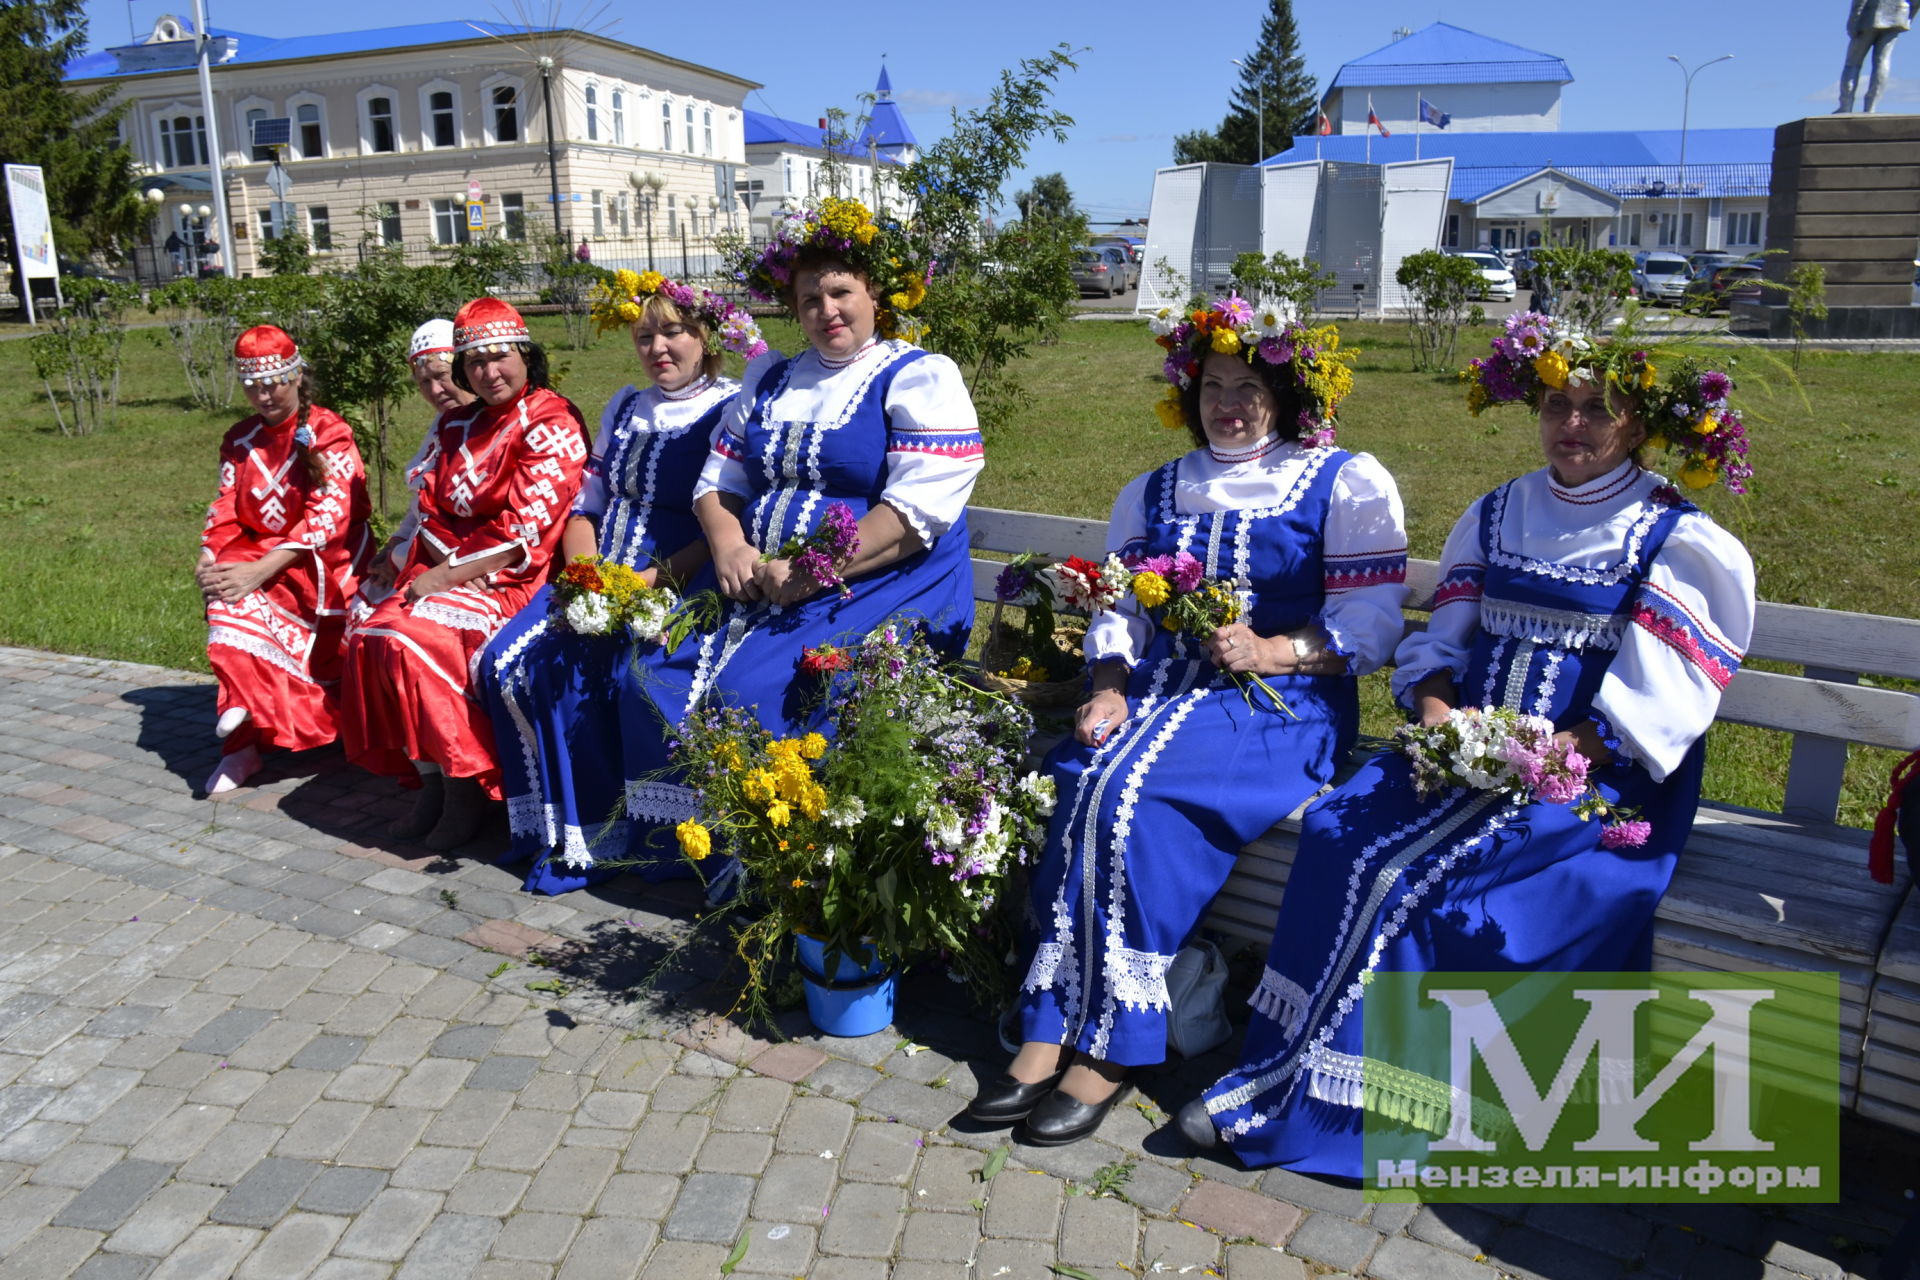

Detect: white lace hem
1249,965,1311,1039
625,780,698,823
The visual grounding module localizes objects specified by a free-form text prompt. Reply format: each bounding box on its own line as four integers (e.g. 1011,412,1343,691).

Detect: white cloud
894,88,988,110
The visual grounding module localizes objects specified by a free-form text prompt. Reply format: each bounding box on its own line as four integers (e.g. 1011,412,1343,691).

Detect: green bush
1395,250,1484,371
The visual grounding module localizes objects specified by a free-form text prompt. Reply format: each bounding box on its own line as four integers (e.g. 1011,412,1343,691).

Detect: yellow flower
766,800,791,828
798,782,827,821
790,877,806,888
889,291,910,310
675,820,711,861
616,300,642,324
1153,389,1186,431
1679,459,1720,489
1692,413,1717,435
634,270,665,295
1533,352,1570,390
1638,362,1657,390
902,278,927,309
1210,327,1241,356
741,769,776,807
798,733,827,760
1132,571,1171,609
1465,380,1490,416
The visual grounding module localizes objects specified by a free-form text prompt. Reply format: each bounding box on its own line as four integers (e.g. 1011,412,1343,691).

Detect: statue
1839,0,1918,112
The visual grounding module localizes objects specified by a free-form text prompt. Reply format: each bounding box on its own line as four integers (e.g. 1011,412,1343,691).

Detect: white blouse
1391,459,1756,782
693,341,984,545
1085,439,1410,676
572,377,738,519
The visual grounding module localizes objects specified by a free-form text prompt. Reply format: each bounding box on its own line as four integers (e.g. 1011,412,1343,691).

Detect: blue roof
743,108,900,162
1330,22,1572,89
1270,128,1774,201
860,62,916,154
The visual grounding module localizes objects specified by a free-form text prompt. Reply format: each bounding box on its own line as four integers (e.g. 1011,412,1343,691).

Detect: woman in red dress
341,299,589,850
197,325,371,794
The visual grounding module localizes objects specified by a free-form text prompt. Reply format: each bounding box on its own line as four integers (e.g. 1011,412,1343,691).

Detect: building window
308,205,332,251
295,102,324,159
661,100,673,151
585,84,598,142
257,207,278,241
158,113,207,168
666,194,676,236
591,188,603,236
1726,210,1763,246
246,108,272,162
376,200,402,244
702,108,713,156
612,90,625,145
1443,213,1459,248
428,91,456,148
1657,211,1694,248
366,96,396,153
501,193,525,240
684,104,696,154
492,85,520,143
783,157,793,193
432,197,470,245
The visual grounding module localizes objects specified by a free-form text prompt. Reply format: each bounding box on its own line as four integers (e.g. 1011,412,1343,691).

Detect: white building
739,66,919,238
1322,23,1570,136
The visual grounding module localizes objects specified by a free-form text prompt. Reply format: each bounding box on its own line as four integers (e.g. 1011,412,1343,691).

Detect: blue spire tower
860,61,918,164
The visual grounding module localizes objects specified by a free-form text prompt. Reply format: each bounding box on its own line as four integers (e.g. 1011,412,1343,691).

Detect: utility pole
192,0,234,276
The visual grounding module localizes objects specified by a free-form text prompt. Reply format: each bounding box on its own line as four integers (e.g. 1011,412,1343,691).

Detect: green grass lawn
2,314,1915,824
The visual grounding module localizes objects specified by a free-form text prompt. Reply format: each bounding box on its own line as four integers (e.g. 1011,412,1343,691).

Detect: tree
0,2,144,272
1014,172,1075,223
1395,250,1484,371
1173,0,1320,165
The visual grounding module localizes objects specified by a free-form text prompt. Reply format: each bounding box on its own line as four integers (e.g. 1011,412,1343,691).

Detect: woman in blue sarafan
1180,315,1758,1177
619,199,983,857
476,275,763,895
968,299,1410,1148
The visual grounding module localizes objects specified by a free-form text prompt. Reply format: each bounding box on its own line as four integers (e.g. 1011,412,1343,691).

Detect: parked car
1450,250,1517,302
1686,250,1746,276
1683,262,1764,310
1631,252,1692,307
1506,247,1544,288
1071,245,1132,297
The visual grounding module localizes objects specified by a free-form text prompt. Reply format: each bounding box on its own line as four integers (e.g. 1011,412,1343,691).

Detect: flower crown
730,197,930,344
589,269,768,360
1147,295,1356,447
1465,311,1752,494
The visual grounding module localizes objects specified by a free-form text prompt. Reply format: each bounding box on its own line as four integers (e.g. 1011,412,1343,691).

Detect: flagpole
1366,95,1372,165
1415,91,1421,161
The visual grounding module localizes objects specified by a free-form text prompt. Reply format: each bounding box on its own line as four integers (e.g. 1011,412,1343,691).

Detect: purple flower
1169,552,1204,593
1697,370,1732,405
1219,293,1253,326
994,564,1033,602
1138,553,1175,579
1257,337,1293,365
1601,820,1652,849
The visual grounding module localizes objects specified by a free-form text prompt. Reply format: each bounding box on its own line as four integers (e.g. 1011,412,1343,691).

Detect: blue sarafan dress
1197,459,1757,1176
477,376,736,895
618,338,984,843
1017,435,1409,1068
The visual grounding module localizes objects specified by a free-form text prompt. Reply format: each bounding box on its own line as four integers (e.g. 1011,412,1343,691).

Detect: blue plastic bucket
793,935,896,1038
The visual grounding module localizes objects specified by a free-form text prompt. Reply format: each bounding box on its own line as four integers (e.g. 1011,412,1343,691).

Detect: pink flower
1601,820,1652,849
1169,552,1204,593
1219,294,1254,327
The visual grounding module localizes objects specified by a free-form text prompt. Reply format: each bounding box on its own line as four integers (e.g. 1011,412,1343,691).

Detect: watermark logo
1362,971,1838,1202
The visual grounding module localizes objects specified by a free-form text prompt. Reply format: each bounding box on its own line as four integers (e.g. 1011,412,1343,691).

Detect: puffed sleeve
1082,471,1155,669
574,387,639,521
694,351,783,504
1315,452,1409,676
201,434,242,560
386,428,440,564
879,352,984,544
1591,513,1755,782
270,411,365,555
1390,497,1489,706
448,394,590,573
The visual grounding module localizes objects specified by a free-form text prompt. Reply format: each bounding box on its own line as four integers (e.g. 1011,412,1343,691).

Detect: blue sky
81,0,1896,223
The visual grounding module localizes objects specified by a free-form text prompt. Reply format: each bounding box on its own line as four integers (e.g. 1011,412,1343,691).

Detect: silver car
1071,246,1132,297
1633,252,1691,307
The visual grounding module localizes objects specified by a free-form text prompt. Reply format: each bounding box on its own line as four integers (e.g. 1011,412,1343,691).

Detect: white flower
927,807,965,853
1254,304,1292,337
824,795,866,829
629,589,675,638
564,594,612,635
1017,773,1056,817
1146,304,1180,337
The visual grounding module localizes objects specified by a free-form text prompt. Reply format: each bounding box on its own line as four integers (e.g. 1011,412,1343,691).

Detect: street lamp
142,189,165,285
537,55,566,241
1230,58,1265,166
1665,53,1733,252
629,170,664,271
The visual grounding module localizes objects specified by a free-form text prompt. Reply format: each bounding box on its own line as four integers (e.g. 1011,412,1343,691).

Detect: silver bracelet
1291,634,1314,668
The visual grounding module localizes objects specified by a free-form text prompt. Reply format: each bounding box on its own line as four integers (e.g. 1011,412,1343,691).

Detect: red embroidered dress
341,385,587,794
202,407,371,755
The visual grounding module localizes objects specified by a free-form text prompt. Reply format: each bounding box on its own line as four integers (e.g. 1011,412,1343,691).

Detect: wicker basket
977,602,1085,708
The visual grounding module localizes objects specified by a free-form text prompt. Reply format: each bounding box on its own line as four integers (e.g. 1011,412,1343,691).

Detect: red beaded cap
452,297,531,355
232,325,303,385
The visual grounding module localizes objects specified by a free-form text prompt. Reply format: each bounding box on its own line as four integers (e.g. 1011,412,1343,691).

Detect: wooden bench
967,504,1920,1132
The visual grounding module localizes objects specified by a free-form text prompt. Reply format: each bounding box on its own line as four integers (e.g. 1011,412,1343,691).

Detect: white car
1454,250,1517,302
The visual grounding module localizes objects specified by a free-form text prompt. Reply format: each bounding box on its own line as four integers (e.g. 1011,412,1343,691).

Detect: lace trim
414,597,504,634
507,794,551,840
1547,460,1640,505
625,780,699,823
1500,640,1537,711
1249,965,1311,1039
1106,945,1178,1013
1479,598,1625,651
1208,431,1283,464
1022,939,1074,996
558,818,632,870
492,619,552,836
814,337,883,369
209,627,315,683
1485,481,1665,586
659,375,715,401
1532,649,1566,718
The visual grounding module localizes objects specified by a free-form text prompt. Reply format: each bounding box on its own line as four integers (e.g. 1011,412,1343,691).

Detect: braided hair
290,371,328,491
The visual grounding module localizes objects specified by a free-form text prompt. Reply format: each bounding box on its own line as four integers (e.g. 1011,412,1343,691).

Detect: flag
1367,101,1392,138
1419,97,1451,130
1317,111,1332,136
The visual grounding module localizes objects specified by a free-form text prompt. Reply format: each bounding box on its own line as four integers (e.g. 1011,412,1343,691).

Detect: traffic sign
466,200,486,231
468,180,483,203
264,165,293,199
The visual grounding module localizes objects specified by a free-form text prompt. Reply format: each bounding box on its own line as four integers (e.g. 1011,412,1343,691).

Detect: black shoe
1176,1097,1219,1150
1023,1079,1132,1146
967,1070,1067,1124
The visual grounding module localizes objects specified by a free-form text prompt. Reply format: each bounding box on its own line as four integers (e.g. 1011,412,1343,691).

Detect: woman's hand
1410,671,1459,728
1557,721,1615,769
1206,621,1287,677
712,543,764,602
366,547,400,590
1075,687,1130,748
407,563,456,601
753,557,824,608
200,555,286,604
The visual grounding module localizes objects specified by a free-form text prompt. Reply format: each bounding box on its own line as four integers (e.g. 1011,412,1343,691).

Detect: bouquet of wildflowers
765,501,861,599
1394,706,1649,848
587,269,767,358
979,553,1085,694
550,555,708,648
1041,554,1133,615
1464,310,1753,495
1095,550,1295,717
671,621,1054,1013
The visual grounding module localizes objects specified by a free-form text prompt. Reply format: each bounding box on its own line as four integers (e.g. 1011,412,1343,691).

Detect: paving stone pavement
0,645,1912,1280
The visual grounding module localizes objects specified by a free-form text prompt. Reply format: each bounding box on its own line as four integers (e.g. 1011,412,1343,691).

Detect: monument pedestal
1736,114,1919,338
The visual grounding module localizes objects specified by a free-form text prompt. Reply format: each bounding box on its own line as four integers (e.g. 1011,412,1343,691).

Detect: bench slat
1747,603,1920,681
1715,668,1920,749
969,507,1110,560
